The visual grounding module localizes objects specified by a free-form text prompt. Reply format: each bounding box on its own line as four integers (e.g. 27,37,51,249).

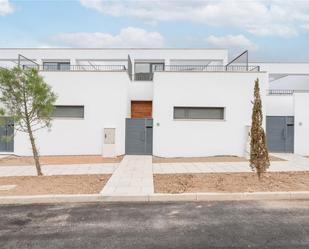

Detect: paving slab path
0,163,117,176
153,153,309,174
101,155,153,196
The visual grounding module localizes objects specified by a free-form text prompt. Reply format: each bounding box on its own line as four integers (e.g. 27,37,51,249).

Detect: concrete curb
1,191,309,205
0,194,103,205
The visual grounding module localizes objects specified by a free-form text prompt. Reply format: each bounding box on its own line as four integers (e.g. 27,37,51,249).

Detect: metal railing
132,64,260,81
154,65,260,72
268,89,294,95
134,72,153,81
22,64,126,72
268,89,309,95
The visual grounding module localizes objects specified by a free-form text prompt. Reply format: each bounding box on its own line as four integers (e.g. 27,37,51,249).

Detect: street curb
1,191,309,205
0,194,103,205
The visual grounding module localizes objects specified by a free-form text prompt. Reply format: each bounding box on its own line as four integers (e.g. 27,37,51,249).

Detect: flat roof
0,47,228,51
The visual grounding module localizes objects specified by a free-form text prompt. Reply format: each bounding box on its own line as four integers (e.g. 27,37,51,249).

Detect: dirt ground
154,172,309,193
0,155,123,166
0,174,111,196
153,155,284,163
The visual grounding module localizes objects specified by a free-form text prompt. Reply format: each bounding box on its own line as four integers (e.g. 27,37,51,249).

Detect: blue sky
1,0,309,61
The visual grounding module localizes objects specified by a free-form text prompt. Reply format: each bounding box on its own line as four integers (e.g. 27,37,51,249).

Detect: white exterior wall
294,93,309,156
5,48,309,157
14,72,129,156
256,63,309,75
129,82,153,101
128,82,153,117
269,76,309,90
266,95,294,116
153,72,267,157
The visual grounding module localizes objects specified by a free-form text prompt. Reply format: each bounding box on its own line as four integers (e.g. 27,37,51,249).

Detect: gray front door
125,118,153,155
266,116,294,153
0,118,14,152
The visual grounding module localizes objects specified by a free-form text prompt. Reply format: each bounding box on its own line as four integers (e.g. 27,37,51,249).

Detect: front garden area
154,172,309,194
0,174,110,196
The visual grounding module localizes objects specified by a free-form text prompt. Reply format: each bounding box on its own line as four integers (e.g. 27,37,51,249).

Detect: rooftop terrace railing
22,64,127,72
268,89,309,95
154,65,260,72
134,72,154,81
268,89,294,95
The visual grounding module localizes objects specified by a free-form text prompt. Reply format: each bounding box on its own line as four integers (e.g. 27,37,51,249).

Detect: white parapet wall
294,93,309,156
257,63,309,75
152,71,268,157
129,81,153,101
265,95,294,116
14,71,129,156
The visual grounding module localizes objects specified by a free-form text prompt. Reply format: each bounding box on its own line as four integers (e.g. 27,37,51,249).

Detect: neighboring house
0,48,308,157
262,63,309,155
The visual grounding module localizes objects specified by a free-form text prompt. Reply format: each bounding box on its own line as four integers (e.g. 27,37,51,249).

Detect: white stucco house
0,48,308,157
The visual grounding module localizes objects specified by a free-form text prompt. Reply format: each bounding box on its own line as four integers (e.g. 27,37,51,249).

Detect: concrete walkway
101,155,153,196
153,153,309,174
0,153,308,198
0,163,117,176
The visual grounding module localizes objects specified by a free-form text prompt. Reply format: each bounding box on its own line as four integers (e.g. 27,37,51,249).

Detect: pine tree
0,67,57,176
250,78,270,178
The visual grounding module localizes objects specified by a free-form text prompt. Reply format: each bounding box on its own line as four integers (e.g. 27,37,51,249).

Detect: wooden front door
131,101,152,118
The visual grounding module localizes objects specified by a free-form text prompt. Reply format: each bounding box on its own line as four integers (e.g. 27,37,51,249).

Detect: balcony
134,62,164,81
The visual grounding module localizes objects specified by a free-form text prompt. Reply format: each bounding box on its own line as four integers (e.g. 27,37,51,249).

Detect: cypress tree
250,78,270,178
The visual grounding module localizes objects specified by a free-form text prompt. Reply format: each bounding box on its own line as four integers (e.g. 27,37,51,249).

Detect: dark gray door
266,116,294,153
0,118,14,152
125,118,153,155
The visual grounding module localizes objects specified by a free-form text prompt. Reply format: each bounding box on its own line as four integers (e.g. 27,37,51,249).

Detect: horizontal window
52,106,84,118
174,107,224,120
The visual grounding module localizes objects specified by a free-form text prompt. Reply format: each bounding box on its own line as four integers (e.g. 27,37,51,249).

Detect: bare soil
153,155,284,163
0,155,123,166
0,174,111,196
154,172,309,193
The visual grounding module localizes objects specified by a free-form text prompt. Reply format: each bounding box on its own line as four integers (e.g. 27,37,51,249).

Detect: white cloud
0,0,14,16
301,24,309,30
51,27,165,48
79,0,309,38
206,34,258,51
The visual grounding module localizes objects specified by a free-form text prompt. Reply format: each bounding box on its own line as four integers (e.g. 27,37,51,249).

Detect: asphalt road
0,200,308,249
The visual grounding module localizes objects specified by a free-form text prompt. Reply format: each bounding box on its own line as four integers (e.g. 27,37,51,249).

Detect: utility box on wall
102,127,116,157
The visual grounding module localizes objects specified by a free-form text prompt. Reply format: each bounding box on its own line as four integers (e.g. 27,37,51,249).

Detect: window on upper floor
52,105,84,118
43,62,70,71
134,62,164,81
174,107,225,120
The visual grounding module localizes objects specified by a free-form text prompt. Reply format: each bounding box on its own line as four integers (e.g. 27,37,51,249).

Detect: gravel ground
0,174,110,195
154,172,309,193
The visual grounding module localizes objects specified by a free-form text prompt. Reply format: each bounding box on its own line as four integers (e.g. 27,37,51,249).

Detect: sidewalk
0,163,117,176
153,153,309,174
1,154,309,204
101,155,153,196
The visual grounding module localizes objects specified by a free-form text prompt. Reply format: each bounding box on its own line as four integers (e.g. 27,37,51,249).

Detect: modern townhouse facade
0,48,308,158
263,63,309,155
